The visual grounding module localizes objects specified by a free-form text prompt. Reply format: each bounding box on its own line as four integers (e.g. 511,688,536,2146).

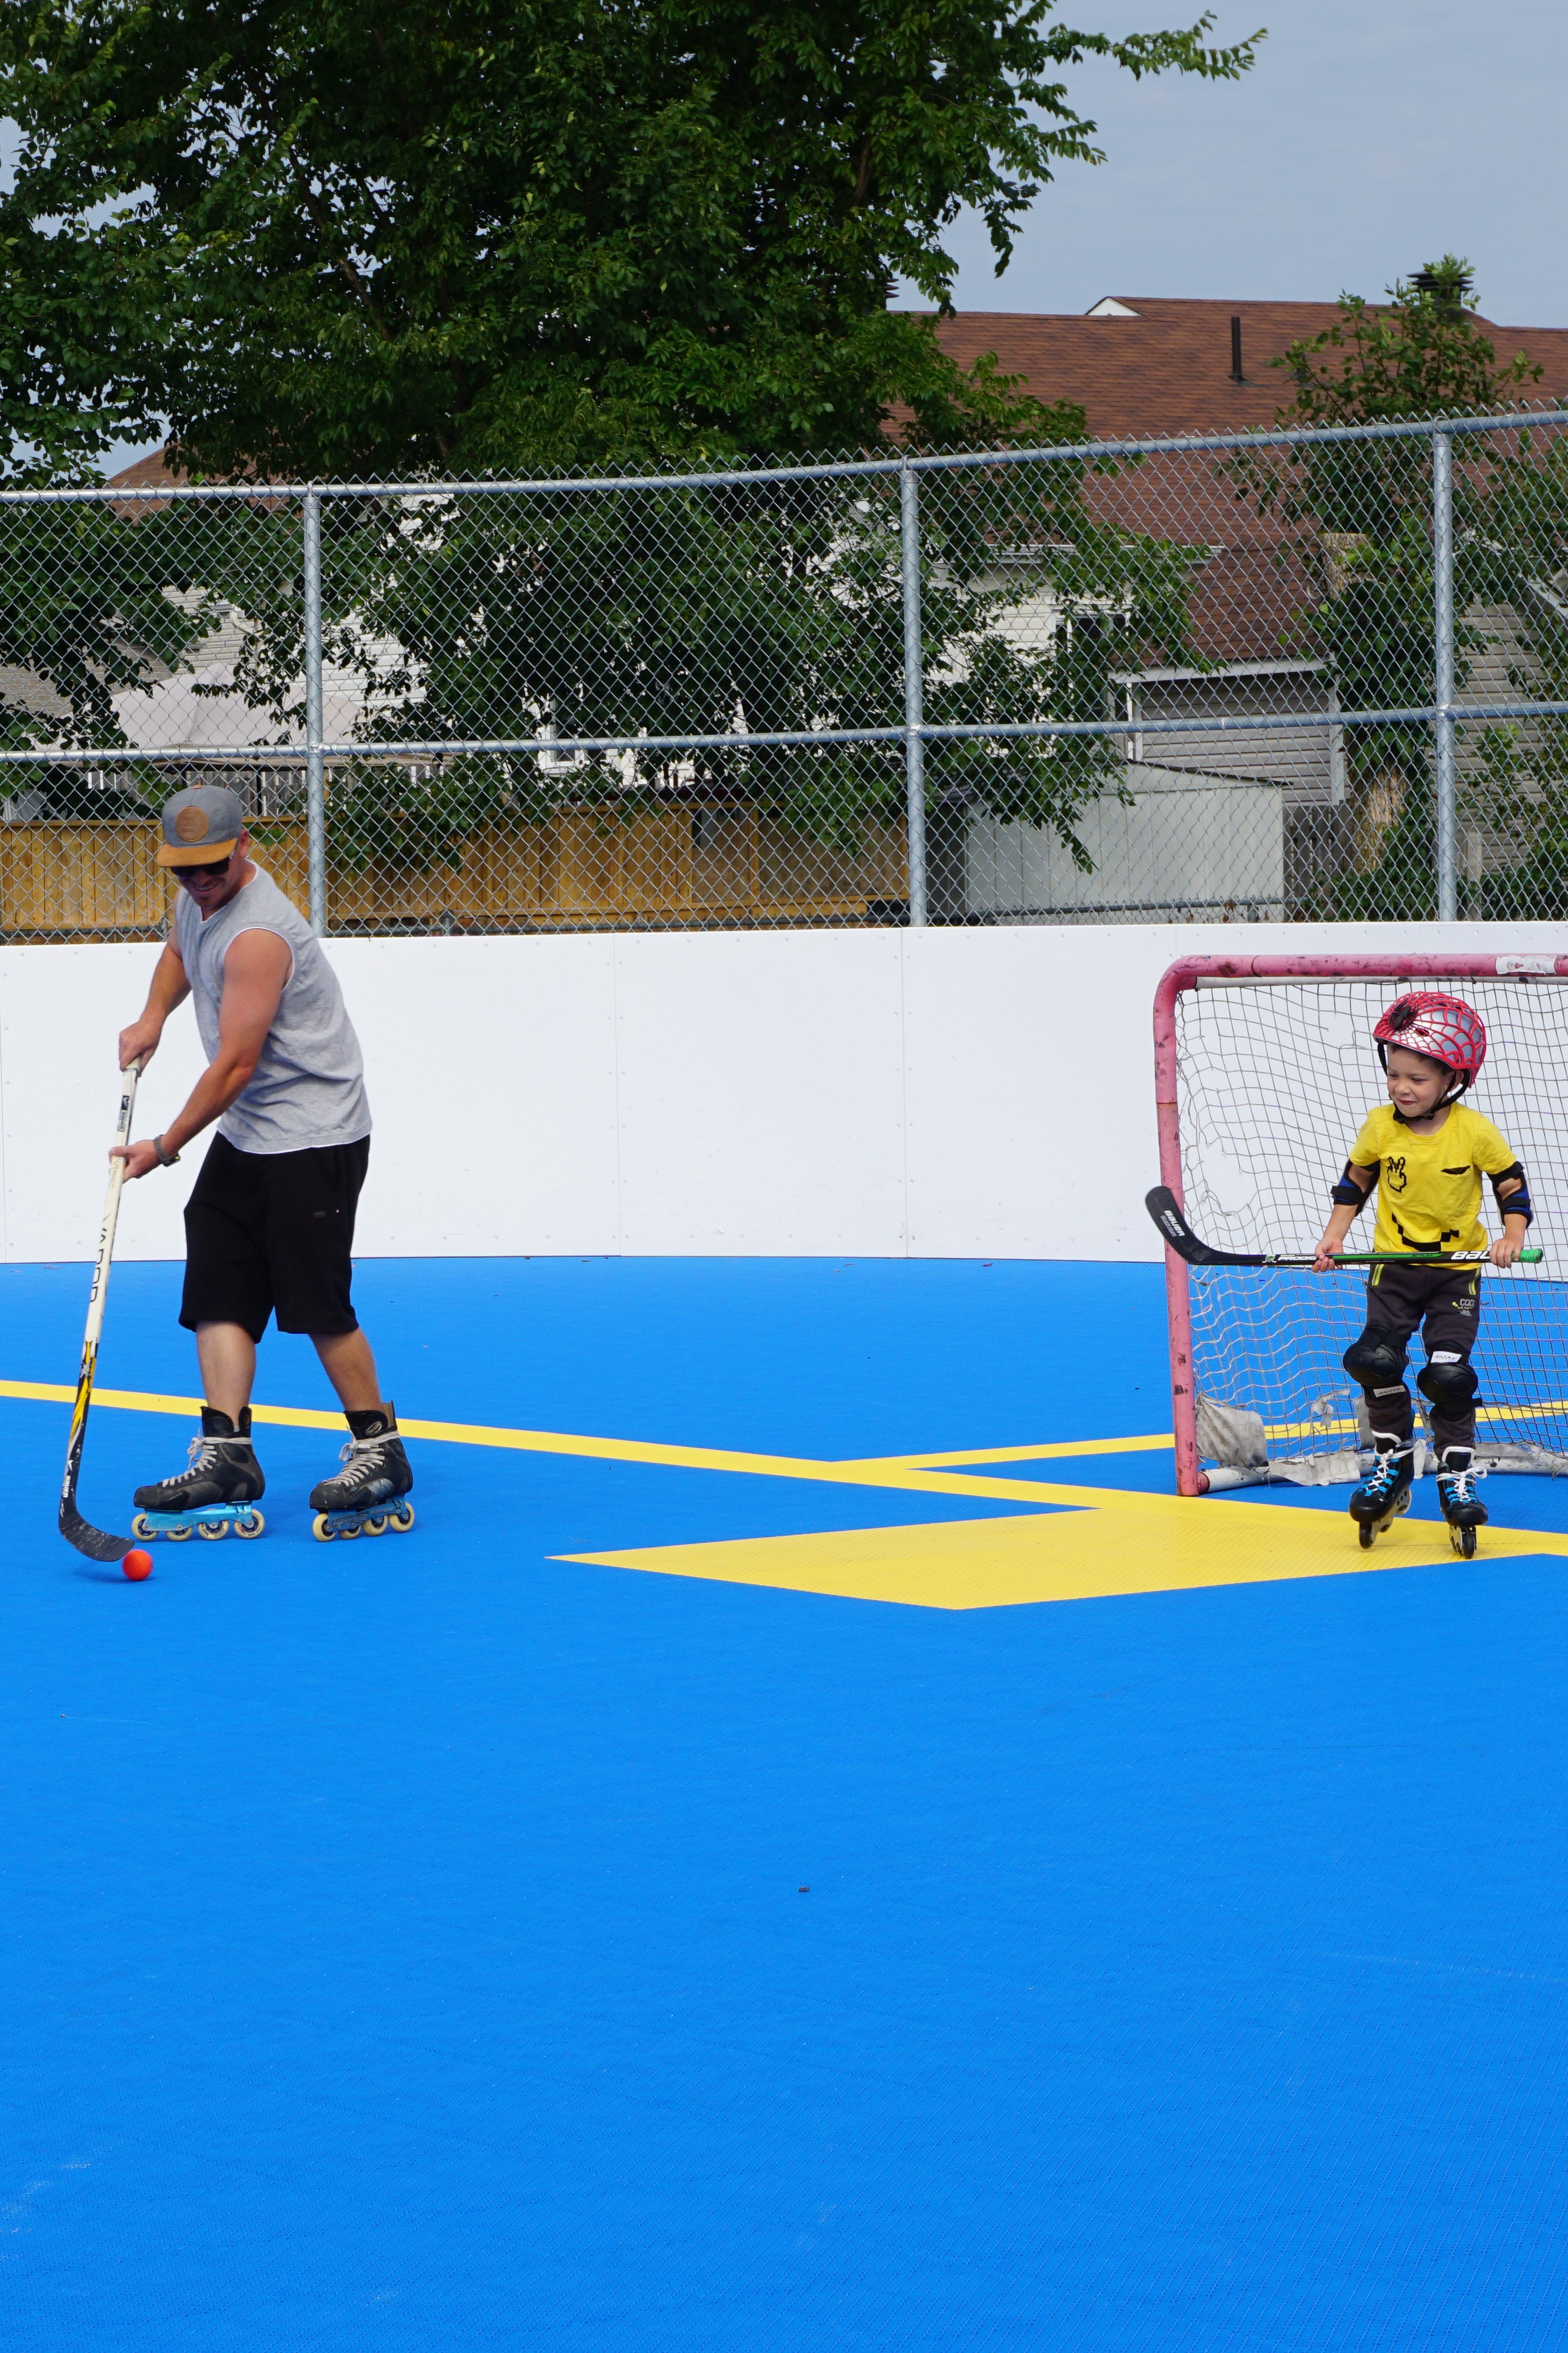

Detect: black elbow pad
1492,1161,1534,1226
1330,1161,1370,1209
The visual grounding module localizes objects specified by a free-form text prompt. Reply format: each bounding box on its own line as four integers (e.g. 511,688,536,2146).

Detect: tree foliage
0,0,1258,481
299,451,1205,873
0,2,1258,868
1223,260,1568,919
1272,254,1542,435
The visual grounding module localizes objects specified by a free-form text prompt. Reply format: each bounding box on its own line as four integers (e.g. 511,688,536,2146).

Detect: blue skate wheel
235,1511,265,1539
197,1519,228,1540
391,1505,416,1533
165,1521,194,1542
362,1514,388,1537
131,1514,151,1541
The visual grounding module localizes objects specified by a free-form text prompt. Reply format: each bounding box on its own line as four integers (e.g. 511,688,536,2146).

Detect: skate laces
335,1435,390,1489
1440,1459,1483,1504
188,1431,251,1470
1366,1447,1410,1497
166,1433,223,1481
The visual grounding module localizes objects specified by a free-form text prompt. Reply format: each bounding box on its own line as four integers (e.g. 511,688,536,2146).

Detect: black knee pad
1343,1335,1406,1391
1418,1356,1478,1412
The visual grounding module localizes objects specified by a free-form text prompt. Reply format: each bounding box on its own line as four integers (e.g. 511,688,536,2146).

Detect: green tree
1224,259,1563,918
303,446,1205,882
0,0,1259,482
1273,255,1541,435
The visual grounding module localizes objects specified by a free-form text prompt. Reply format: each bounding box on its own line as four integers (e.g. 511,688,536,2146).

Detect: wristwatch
153,1134,181,1168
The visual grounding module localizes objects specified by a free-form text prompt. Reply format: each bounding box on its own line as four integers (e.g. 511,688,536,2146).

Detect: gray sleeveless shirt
175,864,371,1155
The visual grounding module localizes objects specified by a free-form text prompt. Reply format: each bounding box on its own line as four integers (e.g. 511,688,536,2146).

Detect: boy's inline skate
1436,1446,1487,1559
132,1407,266,1542
310,1405,414,1542
1349,1437,1414,1549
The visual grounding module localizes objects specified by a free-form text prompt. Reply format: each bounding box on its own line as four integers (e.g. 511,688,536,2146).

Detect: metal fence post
899,461,928,927
1432,428,1458,922
302,491,328,936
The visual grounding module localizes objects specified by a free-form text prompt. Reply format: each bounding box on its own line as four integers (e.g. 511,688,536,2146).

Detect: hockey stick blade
1145,1187,1265,1267
60,1510,132,1565
59,1357,135,1563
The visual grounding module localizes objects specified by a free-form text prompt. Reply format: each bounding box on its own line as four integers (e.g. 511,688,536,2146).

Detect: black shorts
181,1132,371,1341
1359,1257,1482,1364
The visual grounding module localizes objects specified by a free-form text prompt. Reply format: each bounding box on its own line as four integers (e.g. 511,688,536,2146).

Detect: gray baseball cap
156,784,246,867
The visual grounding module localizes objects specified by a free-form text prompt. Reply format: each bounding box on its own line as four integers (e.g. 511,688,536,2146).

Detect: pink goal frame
1153,951,1568,1496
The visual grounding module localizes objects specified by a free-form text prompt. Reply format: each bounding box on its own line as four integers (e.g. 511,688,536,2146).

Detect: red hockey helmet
1373,991,1487,1091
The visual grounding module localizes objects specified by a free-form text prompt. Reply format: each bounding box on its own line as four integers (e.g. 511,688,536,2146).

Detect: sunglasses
171,851,236,883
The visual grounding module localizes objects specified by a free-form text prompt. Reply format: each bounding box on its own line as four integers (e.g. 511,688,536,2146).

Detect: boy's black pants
1350,1259,1481,1454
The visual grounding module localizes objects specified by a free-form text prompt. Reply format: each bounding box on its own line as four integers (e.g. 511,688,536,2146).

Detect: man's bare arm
116,931,292,1180
118,940,192,1072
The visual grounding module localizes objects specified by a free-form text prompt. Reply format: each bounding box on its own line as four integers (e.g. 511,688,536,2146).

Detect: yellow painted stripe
0,1378,1163,1503
14,1372,1568,1612
565,1495,1568,1611
840,1433,1174,1469
0,1379,348,1432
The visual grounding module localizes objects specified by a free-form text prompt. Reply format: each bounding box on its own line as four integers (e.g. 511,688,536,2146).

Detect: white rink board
2,917,1566,1265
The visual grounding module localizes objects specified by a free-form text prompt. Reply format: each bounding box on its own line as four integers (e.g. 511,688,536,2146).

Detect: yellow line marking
1259,1404,1568,1445
564,1497,1568,1611
11,1374,1568,1610
840,1434,1174,1469
0,1377,1166,1500
0,1379,350,1432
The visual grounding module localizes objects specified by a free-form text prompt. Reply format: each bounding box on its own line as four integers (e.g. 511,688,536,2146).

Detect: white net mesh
1176,974,1568,1479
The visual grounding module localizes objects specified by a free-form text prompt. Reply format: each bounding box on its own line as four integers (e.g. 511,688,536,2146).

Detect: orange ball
122,1549,153,1582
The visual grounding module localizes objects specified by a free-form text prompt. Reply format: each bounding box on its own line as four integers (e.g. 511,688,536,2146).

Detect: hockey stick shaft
1266,1249,1540,1267
1146,1185,1542,1269
59,1061,142,1562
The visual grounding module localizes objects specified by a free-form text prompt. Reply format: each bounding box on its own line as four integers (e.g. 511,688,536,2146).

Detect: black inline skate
309,1405,415,1542
1436,1445,1487,1559
132,1407,266,1543
1349,1437,1414,1550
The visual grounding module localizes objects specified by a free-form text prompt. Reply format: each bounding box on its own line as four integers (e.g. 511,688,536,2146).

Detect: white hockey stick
59,1061,142,1562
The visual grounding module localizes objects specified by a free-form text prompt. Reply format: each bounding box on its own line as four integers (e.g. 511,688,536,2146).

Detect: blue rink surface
4,1255,1568,2352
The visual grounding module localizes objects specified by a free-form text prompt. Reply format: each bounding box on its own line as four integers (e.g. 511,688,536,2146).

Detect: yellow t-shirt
1348,1101,1518,1255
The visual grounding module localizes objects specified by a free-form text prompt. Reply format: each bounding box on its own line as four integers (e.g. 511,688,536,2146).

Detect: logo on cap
174,807,211,843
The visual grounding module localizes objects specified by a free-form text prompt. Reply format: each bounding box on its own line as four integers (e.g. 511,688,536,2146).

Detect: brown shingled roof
930,299,1568,669
108,297,1568,492
933,297,1568,443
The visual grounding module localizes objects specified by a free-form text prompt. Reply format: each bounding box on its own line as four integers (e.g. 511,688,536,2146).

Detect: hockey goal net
1156,953,1568,1497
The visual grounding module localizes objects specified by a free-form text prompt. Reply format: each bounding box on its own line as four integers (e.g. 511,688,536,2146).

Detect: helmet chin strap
1388,1069,1469,1123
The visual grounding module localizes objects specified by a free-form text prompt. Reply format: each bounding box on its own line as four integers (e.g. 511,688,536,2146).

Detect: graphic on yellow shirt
1347,1101,1517,1255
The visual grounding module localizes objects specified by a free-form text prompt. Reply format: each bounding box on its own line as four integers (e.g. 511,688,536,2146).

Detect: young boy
1313,992,1532,1552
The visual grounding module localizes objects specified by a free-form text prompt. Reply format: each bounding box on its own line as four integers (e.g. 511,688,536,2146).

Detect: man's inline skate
1348,1437,1414,1549
132,1407,266,1542
310,1405,414,1542
1436,1445,1487,1559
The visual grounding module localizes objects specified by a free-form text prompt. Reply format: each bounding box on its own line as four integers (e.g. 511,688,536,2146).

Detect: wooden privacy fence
0,808,909,939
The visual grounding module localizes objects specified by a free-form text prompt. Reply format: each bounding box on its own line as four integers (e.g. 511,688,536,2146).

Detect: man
116,783,412,1533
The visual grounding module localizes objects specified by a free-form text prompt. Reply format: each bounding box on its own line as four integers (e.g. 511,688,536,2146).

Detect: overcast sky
894,0,1566,329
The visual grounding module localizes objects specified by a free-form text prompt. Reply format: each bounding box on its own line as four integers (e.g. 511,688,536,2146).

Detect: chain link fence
4,405,1567,942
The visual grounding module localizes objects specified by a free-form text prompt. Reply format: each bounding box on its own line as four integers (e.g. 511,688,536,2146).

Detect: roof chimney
1411,264,1473,320
1229,315,1246,384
